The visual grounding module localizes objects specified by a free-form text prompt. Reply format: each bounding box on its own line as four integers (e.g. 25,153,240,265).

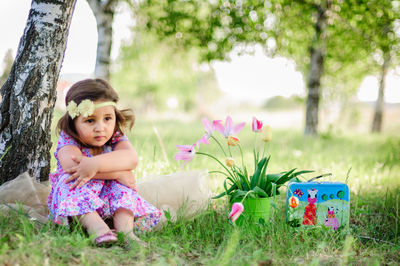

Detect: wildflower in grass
252,117,263,132
225,157,235,167
289,196,299,208
261,125,272,142
174,144,195,168
228,202,244,223
215,115,245,138
227,136,240,146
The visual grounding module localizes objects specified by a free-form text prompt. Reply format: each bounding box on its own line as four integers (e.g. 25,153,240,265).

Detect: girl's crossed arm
59,141,138,189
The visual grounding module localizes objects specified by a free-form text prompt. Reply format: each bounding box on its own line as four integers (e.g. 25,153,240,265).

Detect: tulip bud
252,117,263,132
289,196,299,208
261,125,272,142
227,136,240,146
225,157,235,167
228,202,244,223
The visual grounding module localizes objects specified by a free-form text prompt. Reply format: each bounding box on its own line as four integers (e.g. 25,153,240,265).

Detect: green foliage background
111,31,220,112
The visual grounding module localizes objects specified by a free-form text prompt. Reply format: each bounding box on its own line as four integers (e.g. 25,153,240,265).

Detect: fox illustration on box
286,182,350,230
302,189,318,225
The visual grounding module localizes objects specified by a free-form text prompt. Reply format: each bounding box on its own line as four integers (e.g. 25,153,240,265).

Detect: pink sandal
94,231,118,247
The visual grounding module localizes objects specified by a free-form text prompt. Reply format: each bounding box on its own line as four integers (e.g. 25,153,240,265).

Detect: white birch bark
0,0,77,184
87,0,117,80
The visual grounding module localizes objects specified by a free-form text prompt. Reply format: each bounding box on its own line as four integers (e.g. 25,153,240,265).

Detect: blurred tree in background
343,0,400,133
87,0,118,80
112,30,220,113
268,0,376,135
135,0,400,135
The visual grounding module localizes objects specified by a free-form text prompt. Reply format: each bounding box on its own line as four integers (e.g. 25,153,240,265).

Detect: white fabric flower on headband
66,100,116,119
66,101,79,119
77,99,95,118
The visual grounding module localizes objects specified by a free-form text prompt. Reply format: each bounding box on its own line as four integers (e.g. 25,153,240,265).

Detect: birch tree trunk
304,3,330,136
371,53,390,133
0,0,76,184
87,0,117,80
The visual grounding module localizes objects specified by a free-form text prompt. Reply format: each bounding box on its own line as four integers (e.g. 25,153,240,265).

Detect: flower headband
66,99,117,119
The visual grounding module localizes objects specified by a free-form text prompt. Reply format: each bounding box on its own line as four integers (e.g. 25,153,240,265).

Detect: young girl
47,78,161,246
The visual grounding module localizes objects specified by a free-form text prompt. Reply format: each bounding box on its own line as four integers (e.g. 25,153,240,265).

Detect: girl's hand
117,171,137,191
64,155,99,189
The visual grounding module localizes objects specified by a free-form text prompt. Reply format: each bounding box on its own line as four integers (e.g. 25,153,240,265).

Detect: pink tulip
252,117,263,132
195,134,210,148
228,202,244,223
215,116,246,138
174,144,196,168
195,118,222,148
202,117,221,138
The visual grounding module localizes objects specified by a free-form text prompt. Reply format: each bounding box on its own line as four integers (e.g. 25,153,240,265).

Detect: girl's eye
105,117,112,121
85,119,94,123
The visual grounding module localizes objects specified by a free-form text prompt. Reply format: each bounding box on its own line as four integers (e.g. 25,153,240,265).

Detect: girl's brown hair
57,78,134,148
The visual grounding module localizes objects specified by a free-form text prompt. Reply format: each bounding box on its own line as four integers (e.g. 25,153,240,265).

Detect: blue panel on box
286,182,350,230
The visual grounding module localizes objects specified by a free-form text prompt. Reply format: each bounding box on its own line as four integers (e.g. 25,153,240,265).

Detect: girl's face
74,101,116,147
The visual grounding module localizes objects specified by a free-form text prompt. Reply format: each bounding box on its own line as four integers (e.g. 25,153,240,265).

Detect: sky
1,1,400,104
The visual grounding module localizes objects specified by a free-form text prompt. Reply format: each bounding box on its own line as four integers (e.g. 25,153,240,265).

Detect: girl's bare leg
113,208,143,243
78,211,111,238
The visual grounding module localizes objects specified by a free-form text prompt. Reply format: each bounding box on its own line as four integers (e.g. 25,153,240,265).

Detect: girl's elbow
130,151,138,169
131,158,138,169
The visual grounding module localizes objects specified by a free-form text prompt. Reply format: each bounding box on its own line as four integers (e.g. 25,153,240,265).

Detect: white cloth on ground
0,170,211,223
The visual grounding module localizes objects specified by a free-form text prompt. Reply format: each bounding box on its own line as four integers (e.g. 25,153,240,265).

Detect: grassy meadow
1,112,400,265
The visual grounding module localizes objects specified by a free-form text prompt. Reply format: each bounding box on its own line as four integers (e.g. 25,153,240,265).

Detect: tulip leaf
258,156,270,187
253,186,268,197
264,182,272,196
292,170,314,176
237,171,250,191
251,156,268,188
276,168,296,185
213,182,237,199
230,190,249,202
267,173,282,183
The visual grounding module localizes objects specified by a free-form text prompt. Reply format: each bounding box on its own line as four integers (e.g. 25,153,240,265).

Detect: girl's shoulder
110,131,129,145
57,131,81,150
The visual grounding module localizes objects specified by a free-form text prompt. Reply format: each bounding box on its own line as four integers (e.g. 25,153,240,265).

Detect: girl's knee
114,207,134,217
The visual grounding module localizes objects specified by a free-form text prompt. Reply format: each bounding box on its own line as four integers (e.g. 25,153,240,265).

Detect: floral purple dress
47,131,161,233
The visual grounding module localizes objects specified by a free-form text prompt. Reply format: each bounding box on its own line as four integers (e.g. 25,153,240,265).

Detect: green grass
1,117,400,265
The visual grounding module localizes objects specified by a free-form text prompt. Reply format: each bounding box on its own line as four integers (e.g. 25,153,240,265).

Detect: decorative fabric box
286,182,350,230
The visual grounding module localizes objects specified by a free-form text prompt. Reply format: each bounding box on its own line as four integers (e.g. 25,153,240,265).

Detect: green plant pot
232,197,271,226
